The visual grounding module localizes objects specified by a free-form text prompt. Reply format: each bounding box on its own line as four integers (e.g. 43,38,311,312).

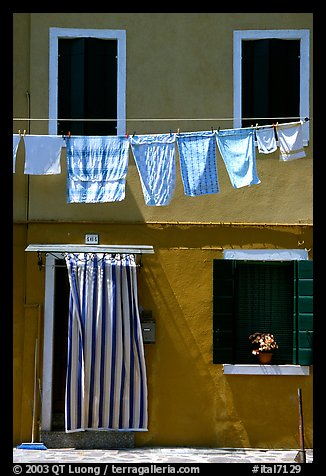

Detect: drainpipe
25,90,31,222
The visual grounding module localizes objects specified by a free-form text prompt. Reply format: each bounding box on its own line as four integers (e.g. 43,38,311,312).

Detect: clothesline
13,116,310,123
14,118,310,138
13,121,307,206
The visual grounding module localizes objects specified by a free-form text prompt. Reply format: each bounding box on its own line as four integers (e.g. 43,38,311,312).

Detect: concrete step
40,430,135,449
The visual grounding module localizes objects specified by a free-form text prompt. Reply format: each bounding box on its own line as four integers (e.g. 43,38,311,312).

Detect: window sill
223,364,310,376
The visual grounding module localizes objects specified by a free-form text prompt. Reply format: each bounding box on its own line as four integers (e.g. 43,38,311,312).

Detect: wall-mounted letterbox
140,310,156,344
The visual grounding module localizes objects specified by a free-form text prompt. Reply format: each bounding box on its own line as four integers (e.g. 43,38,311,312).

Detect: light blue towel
66,136,130,203
13,134,21,173
129,133,176,206
24,135,64,175
216,128,261,188
176,131,219,196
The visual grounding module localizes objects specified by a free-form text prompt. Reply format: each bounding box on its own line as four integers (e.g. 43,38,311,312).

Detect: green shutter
294,260,313,365
235,261,294,364
213,260,235,363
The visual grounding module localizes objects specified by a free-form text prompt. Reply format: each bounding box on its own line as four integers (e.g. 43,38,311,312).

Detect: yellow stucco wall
13,13,313,449
13,13,313,224
13,222,313,448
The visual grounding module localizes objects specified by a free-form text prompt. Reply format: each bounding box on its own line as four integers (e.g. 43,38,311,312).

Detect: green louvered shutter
294,260,313,365
213,260,235,363
235,261,294,364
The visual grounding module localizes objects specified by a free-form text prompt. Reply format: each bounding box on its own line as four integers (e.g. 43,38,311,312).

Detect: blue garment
129,133,176,206
66,136,130,203
216,128,261,188
13,134,21,173
24,135,64,175
176,131,219,196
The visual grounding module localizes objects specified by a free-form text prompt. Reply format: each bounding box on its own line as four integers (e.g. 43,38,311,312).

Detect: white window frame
42,253,63,430
223,249,308,261
233,29,310,145
222,248,310,375
49,28,126,136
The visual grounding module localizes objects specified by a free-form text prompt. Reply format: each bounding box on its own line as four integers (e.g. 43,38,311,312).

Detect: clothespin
23,129,26,136
68,131,71,138
255,123,259,128
126,131,129,138
211,126,214,133
218,126,220,132
18,129,21,137
177,128,180,134
169,129,173,136
132,131,136,137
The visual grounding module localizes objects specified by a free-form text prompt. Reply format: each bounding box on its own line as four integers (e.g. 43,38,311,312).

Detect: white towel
24,135,64,174
255,127,277,154
13,134,21,173
276,122,306,161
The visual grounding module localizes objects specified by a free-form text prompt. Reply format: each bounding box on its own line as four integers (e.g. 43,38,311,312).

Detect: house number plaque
85,234,99,245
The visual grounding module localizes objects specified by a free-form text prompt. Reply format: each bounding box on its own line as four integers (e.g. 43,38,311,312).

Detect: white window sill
223,364,310,376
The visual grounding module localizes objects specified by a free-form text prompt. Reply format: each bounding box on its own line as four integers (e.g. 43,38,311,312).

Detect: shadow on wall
224,375,313,449
135,250,251,447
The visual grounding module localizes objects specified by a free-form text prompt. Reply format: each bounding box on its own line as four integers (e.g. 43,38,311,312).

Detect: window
49,28,126,136
213,259,313,365
233,30,310,144
58,38,117,136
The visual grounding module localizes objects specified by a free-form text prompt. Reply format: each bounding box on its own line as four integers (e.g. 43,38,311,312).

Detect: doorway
51,259,69,430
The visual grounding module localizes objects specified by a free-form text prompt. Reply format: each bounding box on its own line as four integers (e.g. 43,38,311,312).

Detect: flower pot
258,352,273,364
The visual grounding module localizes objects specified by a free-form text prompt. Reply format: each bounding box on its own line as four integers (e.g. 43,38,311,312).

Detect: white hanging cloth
23,135,64,174
276,122,306,161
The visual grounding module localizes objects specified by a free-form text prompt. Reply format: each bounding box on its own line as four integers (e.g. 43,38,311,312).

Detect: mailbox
140,310,156,344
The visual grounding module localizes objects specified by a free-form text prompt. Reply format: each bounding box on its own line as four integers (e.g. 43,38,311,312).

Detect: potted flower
248,332,278,364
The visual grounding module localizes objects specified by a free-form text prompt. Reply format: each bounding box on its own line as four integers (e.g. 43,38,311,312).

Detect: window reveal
58,38,118,136
241,39,300,128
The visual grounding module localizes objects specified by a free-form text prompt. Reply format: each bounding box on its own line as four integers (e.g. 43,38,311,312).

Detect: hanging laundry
216,128,261,188
176,131,219,196
129,133,176,206
276,121,306,161
255,127,277,154
65,253,148,432
23,135,64,175
13,134,21,173
66,136,130,203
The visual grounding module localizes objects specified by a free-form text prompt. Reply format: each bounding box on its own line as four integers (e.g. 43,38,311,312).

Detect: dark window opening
234,262,294,364
52,259,70,430
242,39,300,128
58,38,117,136
213,259,313,365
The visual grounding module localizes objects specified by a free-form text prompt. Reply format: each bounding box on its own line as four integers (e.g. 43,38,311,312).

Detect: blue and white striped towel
129,133,176,206
176,131,219,196
66,136,130,203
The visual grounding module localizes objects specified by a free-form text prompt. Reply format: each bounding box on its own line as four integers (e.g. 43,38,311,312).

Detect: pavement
13,446,313,464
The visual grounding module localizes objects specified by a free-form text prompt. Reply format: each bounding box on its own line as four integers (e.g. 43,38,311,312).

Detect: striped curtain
64,253,148,432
